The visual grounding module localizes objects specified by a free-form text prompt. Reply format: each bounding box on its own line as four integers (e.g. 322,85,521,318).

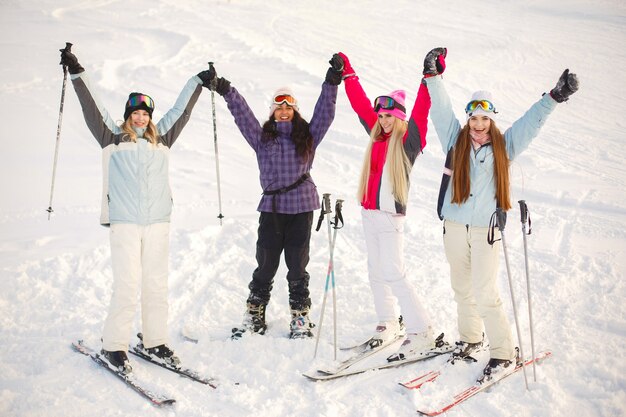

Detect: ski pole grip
333,199,344,229
495,207,507,232
64,42,73,52
208,61,217,91
518,200,528,224
322,193,332,214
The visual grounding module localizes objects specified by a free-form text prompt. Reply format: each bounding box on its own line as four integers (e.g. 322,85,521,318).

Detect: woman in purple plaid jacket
208,55,344,339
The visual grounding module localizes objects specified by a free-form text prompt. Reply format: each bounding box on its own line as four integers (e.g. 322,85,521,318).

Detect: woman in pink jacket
338,52,445,361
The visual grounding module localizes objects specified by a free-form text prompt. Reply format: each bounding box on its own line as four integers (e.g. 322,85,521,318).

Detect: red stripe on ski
416,351,552,416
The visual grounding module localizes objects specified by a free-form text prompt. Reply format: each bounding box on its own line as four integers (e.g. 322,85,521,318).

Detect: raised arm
308,53,342,147
338,52,378,134
60,47,119,148
504,69,579,159
156,75,203,147
205,66,263,151
404,80,431,161
422,48,462,153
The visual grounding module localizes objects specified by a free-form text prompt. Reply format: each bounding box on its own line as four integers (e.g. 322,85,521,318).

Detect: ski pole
314,193,333,358
46,42,72,220
519,200,537,381
495,207,529,390
330,199,344,360
208,62,224,225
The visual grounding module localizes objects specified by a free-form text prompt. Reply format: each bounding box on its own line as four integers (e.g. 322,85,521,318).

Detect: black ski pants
247,211,313,311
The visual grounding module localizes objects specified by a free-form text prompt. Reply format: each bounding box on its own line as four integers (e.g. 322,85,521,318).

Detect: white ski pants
102,223,170,351
443,220,515,360
361,208,431,334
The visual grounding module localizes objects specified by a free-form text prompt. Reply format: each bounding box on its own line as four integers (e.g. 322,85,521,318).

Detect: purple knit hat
374,89,407,120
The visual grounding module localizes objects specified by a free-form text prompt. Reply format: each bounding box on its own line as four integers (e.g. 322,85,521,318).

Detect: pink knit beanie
375,89,406,120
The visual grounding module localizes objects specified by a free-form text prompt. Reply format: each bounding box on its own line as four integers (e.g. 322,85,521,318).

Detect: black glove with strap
423,47,447,77
59,44,84,74
325,53,344,86
549,69,579,103
198,65,231,95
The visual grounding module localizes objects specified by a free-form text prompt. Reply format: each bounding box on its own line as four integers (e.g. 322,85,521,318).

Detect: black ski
71,340,175,407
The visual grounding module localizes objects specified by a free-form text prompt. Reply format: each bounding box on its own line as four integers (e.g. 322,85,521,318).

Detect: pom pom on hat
465,90,497,122
124,92,155,121
269,86,299,118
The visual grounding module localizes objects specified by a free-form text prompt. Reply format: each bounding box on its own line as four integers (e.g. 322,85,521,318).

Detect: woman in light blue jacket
421,48,578,382
60,46,213,374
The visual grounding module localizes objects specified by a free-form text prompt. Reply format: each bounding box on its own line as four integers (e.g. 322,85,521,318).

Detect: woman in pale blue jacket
60,46,213,374
421,47,578,382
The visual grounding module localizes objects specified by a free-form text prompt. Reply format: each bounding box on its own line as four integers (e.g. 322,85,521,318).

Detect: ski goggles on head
273,94,297,106
465,99,496,114
126,94,155,110
374,96,406,114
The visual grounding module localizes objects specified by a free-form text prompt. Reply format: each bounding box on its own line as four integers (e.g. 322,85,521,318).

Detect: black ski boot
289,308,315,339
136,333,181,367
477,348,520,384
100,349,133,375
232,303,267,340
146,344,181,367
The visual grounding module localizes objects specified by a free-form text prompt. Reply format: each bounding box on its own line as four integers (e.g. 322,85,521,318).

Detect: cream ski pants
361,208,431,334
102,223,170,352
443,220,515,360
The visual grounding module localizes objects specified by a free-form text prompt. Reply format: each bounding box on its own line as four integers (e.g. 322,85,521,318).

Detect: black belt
263,173,310,234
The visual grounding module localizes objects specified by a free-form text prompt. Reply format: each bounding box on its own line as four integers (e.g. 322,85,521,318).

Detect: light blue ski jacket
70,72,203,226
425,76,557,227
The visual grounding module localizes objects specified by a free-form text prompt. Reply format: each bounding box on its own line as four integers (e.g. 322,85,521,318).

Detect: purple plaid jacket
223,82,337,214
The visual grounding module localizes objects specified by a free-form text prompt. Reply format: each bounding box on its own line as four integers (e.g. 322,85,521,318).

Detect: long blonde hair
120,118,160,144
357,117,411,206
451,121,511,210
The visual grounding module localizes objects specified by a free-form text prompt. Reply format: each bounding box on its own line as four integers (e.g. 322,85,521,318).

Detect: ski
400,369,442,390
130,334,218,388
71,340,176,407
415,351,552,416
315,333,404,375
400,343,490,390
303,338,454,381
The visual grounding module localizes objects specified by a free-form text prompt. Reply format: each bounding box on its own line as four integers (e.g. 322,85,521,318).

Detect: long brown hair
357,117,410,206
451,121,511,210
120,118,159,145
262,110,313,163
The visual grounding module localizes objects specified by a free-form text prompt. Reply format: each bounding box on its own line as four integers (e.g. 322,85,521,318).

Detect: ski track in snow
1,0,625,416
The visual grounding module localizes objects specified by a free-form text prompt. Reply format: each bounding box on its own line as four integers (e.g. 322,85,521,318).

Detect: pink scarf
470,130,491,149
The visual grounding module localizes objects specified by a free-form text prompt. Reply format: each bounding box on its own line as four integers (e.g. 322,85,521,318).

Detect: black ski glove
423,47,447,77
59,47,84,74
549,69,579,103
197,69,214,89
214,77,231,96
325,53,344,86
199,65,230,95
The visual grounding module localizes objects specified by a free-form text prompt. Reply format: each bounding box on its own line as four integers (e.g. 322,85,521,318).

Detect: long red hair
451,121,511,211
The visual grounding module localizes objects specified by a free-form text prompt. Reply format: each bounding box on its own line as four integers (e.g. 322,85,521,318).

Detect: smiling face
273,103,295,122
130,109,151,128
468,115,491,135
378,112,396,134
